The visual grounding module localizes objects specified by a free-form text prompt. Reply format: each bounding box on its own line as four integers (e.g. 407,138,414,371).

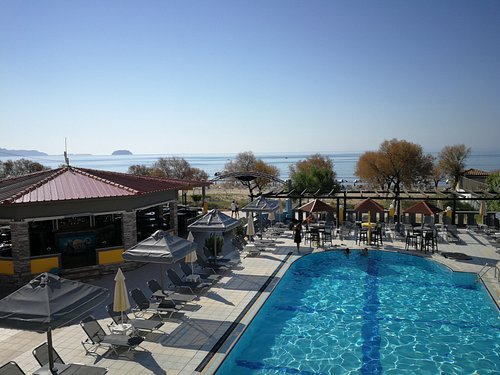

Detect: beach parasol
241,196,279,237
123,229,197,289
185,231,197,274
188,209,239,257
0,273,109,374
479,201,487,224
113,268,130,326
246,213,255,240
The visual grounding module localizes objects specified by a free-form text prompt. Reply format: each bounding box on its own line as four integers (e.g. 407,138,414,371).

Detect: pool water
215,250,500,374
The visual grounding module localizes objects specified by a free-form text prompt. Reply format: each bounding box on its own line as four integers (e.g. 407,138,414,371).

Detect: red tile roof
463,168,490,177
0,166,210,204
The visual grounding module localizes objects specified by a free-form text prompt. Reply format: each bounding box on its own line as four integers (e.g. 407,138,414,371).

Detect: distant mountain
112,150,133,155
0,148,48,157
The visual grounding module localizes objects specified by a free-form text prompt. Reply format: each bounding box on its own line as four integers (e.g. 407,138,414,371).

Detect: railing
477,263,500,282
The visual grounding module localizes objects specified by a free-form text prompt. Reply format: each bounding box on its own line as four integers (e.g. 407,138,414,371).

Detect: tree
128,164,152,176
289,154,340,193
355,139,434,225
0,158,50,178
438,144,471,189
431,159,446,188
485,172,500,212
128,157,208,180
223,151,280,198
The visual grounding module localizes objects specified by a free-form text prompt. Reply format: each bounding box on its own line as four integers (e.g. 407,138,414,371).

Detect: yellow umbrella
185,232,197,274
113,268,130,324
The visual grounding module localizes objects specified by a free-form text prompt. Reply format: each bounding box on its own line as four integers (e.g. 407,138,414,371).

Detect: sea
1,151,499,182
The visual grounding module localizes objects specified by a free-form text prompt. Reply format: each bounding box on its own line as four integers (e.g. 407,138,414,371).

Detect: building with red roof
0,166,210,286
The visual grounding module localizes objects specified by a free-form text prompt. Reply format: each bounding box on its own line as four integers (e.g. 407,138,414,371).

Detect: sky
1,1,500,156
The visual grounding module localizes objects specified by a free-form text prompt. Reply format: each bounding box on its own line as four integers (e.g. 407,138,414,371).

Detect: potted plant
204,234,224,256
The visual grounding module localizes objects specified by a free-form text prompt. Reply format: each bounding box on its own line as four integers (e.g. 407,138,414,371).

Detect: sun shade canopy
188,209,239,233
404,201,442,215
240,196,279,212
123,230,198,263
354,198,385,212
297,199,334,213
0,273,109,332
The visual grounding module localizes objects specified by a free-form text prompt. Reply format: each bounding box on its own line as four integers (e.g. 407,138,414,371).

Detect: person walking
293,222,302,253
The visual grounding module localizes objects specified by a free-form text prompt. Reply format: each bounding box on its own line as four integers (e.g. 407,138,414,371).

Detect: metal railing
477,263,500,282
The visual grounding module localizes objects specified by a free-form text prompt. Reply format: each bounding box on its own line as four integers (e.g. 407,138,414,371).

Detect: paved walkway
0,227,498,374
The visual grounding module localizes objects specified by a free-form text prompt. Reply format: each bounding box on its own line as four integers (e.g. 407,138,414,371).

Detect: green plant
204,234,224,256
192,194,202,203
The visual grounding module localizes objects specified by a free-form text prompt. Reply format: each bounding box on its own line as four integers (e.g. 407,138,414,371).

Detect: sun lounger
129,288,184,321
0,361,26,375
80,315,145,356
106,303,163,335
197,252,233,270
146,279,198,304
179,262,221,283
167,269,211,295
32,342,108,375
201,246,238,264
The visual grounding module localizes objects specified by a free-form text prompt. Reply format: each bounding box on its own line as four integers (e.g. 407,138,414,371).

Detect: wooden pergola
263,185,500,227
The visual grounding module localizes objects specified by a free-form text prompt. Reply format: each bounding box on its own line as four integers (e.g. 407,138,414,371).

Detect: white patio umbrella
268,210,275,226
113,268,130,325
246,213,255,240
185,231,197,274
479,201,487,224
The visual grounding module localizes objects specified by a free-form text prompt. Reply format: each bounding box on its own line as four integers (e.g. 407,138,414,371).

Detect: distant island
0,148,48,157
112,150,133,155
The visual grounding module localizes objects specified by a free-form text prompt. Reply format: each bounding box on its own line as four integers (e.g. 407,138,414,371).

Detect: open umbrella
185,231,197,274
241,196,279,237
188,209,239,257
123,229,197,289
0,273,109,374
113,268,130,326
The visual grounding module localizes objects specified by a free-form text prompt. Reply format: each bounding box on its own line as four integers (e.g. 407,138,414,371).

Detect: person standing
235,201,239,219
294,222,302,253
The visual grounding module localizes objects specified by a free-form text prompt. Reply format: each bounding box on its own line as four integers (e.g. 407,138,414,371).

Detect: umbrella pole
47,327,55,374
160,264,165,291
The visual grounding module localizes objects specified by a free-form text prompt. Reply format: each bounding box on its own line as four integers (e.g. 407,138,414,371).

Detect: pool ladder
476,263,500,283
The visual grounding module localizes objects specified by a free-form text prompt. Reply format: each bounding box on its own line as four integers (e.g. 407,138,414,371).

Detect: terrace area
0,224,499,375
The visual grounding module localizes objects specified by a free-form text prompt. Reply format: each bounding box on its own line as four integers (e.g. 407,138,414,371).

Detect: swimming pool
215,250,499,374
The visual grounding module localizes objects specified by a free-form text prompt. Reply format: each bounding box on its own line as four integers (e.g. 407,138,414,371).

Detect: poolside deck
0,227,498,374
